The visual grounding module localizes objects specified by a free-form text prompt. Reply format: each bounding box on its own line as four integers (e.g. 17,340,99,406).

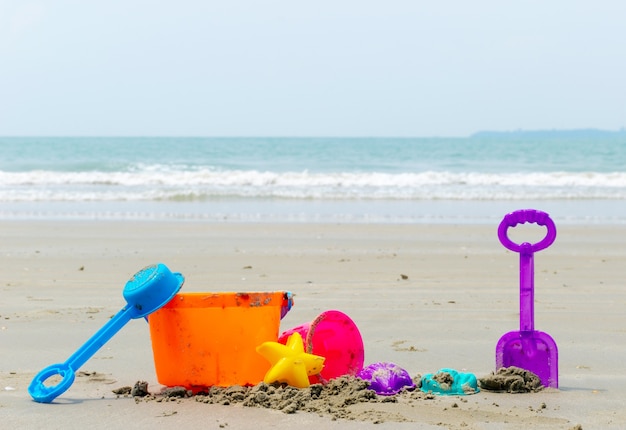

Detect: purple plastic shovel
496,209,558,388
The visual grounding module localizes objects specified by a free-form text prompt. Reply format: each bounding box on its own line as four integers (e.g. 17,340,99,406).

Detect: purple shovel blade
496,209,559,389
496,330,558,388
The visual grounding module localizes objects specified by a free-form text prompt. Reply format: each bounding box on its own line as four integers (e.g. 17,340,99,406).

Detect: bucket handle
281,292,294,319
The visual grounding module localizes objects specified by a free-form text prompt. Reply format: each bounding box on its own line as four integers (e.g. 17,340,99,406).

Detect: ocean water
1,133,626,223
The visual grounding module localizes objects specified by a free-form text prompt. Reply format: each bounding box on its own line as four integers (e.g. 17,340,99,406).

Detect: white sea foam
2,168,626,201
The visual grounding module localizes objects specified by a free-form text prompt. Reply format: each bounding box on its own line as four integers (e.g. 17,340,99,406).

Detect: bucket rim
155,291,292,309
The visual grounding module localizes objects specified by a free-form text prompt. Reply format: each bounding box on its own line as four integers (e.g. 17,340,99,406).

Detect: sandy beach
1,220,625,429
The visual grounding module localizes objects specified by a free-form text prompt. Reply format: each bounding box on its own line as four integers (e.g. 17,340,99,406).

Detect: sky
1,1,625,137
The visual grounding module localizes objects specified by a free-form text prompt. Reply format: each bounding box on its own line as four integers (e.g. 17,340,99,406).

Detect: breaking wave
2,168,626,201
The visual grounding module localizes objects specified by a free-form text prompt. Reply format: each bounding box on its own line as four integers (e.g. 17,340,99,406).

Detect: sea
1,132,626,224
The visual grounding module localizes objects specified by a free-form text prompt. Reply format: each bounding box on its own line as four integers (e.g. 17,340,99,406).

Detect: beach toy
28,263,183,403
256,332,325,388
148,291,293,390
278,310,364,383
357,362,415,395
420,368,479,395
496,209,559,388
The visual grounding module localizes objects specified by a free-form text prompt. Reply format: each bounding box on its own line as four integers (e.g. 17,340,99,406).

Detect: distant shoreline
471,128,626,139
2,129,626,140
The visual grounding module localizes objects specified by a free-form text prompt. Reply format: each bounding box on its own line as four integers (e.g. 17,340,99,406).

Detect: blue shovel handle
28,263,184,403
28,305,135,403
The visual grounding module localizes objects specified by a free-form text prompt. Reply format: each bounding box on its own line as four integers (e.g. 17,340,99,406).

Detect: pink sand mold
279,310,364,383
496,209,559,388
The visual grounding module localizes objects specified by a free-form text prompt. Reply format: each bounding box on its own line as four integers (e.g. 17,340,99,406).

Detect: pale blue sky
1,1,625,137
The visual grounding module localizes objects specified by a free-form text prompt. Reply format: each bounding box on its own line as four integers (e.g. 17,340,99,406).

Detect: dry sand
1,220,625,429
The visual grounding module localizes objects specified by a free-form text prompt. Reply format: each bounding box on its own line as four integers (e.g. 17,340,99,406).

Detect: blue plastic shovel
28,263,183,403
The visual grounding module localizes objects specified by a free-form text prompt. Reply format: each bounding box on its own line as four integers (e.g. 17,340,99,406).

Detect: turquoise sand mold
420,368,480,395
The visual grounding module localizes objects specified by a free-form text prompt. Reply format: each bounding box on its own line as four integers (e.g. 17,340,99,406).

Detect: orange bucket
148,291,293,390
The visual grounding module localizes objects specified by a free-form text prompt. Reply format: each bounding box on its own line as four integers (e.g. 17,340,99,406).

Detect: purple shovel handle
498,210,556,332
497,209,556,254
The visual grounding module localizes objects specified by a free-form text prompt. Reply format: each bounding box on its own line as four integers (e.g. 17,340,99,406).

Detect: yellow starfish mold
256,332,325,388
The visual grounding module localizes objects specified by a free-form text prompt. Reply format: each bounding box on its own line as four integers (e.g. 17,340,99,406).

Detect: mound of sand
478,366,544,393
114,367,548,423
